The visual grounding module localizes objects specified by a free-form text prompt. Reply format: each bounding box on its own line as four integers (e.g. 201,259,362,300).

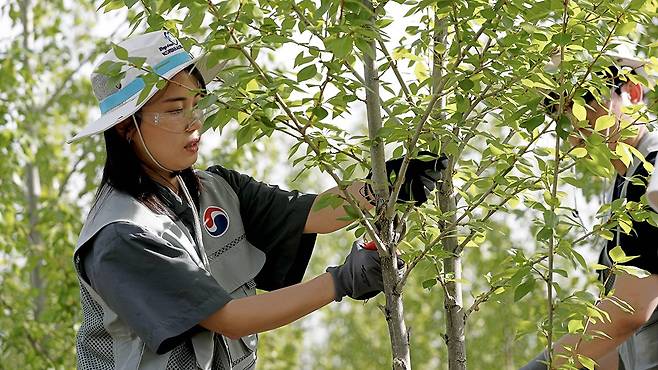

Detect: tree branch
464,255,548,318
205,2,385,247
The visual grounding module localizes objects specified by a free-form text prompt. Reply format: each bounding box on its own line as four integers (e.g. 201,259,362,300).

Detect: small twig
464,255,548,318
57,156,84,198
377,38,415,107
569,12,624,101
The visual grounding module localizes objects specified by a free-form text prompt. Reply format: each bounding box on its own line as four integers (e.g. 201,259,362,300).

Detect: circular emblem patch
203,206,230,237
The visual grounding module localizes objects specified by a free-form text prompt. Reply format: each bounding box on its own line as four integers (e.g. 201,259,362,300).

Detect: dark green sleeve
206,165,318,291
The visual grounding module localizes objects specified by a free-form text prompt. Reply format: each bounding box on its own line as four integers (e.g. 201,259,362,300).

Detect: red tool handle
362,240,377,250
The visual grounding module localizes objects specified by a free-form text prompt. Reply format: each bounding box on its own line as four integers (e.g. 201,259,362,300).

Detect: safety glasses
139,107,206,133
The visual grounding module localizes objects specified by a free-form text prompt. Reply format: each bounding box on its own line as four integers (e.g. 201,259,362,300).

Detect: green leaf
208,48,241,62
182,4,206,32
616,265,651,278
616,22,637,35
556,115,571,139
459,78,474,91
294,53,314,67
552,33,572,46
422,278,437,289
572,100,587,121
536,226,552,241
594,115,616,132
137,81,155,104
577,355,597,370
312,193,343,211
608,245,641,264
262,34,290,44
204,110,234,132
355,38,375,60
325,37,353,59
572,147,587,158
96,60,118,74
514,278,535,302
599,229,614,241
97,0,114,10
615,143,632,167
196,94,217,110
608,245,625,262
127,56,147,68
311,106,328,120
342,204,361,219
618,216,633,235
568,319,583,333
100,0,126,12
112,43,129,60
628,145,655,173
591,263,609,271
521,115,544,132
236,125,257,147
297,64,317,82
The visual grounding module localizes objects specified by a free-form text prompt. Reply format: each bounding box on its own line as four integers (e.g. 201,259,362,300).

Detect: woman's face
128,70,203,175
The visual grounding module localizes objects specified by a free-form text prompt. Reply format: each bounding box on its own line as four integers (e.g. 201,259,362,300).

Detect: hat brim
67,54,226,144
607,54,647,69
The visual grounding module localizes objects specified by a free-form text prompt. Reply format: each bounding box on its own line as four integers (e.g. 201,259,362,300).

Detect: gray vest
599,132,658,370
74,170,265,370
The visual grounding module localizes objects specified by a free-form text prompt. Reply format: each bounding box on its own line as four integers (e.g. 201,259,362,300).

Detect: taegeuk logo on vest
203,206,230,237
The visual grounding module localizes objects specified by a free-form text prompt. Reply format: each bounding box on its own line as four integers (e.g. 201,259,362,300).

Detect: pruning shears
361,240,377,251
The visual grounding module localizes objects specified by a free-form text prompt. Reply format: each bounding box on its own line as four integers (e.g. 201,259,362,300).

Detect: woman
68,31,444,369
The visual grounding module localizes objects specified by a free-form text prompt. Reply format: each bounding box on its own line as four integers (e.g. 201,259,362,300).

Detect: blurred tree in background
3,0,658,369
1,1,109,368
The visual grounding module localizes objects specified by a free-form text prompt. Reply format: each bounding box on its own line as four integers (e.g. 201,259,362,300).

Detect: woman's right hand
326,240,387,302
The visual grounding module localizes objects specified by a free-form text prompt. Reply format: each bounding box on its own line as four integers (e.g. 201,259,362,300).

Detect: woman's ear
622,81,643,104
114,118,135,142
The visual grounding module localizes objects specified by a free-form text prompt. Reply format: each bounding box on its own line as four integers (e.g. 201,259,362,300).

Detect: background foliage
2,0,658,369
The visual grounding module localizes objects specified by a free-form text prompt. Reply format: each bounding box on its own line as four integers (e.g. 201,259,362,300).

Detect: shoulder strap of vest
73,186,200,265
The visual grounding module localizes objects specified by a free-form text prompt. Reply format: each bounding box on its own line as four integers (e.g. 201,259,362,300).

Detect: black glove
326,240,391,302
366,151,448,206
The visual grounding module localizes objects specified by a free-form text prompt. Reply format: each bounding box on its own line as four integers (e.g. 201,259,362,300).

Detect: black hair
91,65,206,217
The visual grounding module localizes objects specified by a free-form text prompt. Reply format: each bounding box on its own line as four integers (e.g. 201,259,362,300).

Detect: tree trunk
20,0,46,322
432,13,467,370
438,185,466,370
362,1,411,369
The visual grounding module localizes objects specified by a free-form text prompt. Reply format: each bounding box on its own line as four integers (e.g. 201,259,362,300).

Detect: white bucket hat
67,30,223,143
546,52,656,88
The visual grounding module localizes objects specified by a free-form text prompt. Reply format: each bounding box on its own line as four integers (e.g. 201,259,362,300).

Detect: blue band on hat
99,52,193,114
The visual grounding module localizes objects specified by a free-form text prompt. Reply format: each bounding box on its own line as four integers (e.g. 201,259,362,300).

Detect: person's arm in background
521,272,658,369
